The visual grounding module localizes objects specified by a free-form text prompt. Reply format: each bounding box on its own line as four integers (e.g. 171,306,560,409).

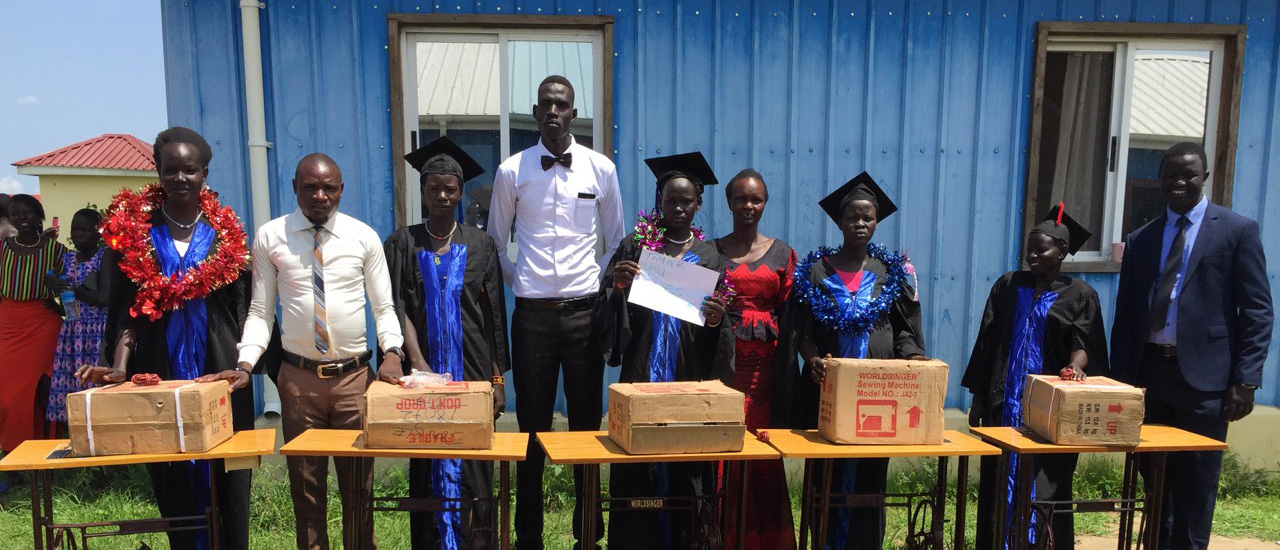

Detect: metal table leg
1014,455,1034,550
956,456,969,550
932,457,949,550
799,459,813,550
815,459,834,550
581,464,600,548
501,461,511,550
996,452,1010,550
736,460,749,550
30,471,44,550
1118,453,1137,550
1144,452,1168,550
209,461,221,550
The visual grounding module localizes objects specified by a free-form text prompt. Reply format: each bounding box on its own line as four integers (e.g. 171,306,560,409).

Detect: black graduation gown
99,214,256,550
599,234,736,550
777,253,925,550
384,223,511,550
961,271,1110,422
961,271,1109,550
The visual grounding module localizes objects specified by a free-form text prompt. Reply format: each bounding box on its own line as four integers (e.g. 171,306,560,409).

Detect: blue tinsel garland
793,242,910,334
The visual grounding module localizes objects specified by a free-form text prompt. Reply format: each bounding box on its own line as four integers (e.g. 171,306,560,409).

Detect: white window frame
400,28,606,223
1039,36,1225,264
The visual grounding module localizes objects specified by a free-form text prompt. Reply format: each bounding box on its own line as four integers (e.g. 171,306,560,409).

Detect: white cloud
0,175,25,194
15,94,39,105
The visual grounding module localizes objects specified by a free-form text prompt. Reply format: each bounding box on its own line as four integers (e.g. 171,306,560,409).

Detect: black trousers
1138,352,1229,550
511,303,605,550
975,453,1078,550
146,459,252,550
409,458,496,550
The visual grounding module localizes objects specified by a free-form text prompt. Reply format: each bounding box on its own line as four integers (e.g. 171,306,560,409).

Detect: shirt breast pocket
571,195,597,234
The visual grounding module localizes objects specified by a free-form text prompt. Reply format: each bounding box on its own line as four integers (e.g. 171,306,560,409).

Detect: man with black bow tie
487,74,623,550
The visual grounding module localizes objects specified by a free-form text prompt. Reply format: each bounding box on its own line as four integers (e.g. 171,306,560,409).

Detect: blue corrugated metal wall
160,0,1280,408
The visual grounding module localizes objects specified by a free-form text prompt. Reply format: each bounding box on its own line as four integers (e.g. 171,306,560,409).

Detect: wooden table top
762,429,1001,459
970,425,1228,454
537,431,780,464
0,429,277,471
279,429,529,461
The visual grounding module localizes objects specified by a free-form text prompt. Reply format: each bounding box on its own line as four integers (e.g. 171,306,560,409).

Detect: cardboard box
818,358,948,445
1022,375,1145,446
608,381,746,455
363,381,494,449
67,380,233,457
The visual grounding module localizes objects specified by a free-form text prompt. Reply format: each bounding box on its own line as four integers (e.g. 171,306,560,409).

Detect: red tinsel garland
99,184,250,321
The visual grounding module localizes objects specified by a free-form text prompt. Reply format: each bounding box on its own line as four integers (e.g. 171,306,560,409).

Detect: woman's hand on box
75,365,124,386
807,354,833,384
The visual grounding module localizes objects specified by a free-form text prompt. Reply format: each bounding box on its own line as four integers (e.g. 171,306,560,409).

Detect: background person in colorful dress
782,173,926,550
962,204,1109,550
44,208,111,438
602,152,734,550
0,193,66,494
386,136,511,550
712,168,796,550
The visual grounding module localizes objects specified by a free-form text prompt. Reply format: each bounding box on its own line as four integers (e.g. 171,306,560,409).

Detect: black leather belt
284,350,372,378
516,294,598,311
1145,343,1178,358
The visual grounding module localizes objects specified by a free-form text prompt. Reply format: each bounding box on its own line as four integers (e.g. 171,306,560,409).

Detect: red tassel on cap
1056,202,1065,226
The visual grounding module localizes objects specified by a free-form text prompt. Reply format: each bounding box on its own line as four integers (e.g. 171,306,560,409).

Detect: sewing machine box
608,381,746,455
363,381,494,449
1022,375,1145,446
818,358,948,445
67,380,233,457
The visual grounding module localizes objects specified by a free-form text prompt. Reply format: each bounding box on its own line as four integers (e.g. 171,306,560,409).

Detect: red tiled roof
13,134,155,171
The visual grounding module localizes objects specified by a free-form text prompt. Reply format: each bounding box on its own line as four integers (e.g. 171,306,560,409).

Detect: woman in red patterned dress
714,169,797,550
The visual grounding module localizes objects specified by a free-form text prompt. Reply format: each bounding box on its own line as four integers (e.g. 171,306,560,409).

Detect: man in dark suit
1111,141,1273,550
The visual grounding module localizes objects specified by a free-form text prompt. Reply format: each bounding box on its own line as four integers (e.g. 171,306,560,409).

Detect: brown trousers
280,361,375,550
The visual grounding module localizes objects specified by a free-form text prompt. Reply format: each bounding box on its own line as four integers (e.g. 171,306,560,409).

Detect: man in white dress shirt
231,153,405,550
488,75,624,550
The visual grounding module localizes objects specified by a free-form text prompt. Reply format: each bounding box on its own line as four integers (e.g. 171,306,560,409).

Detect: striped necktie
313,225,331,354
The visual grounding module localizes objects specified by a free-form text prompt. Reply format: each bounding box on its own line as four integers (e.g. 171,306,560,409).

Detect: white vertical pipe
239,0,280,416
240,0,271,231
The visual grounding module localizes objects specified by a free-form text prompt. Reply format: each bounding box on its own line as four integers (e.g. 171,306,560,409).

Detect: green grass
1,453,1275,549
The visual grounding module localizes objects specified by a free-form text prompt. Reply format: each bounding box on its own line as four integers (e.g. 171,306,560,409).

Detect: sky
0,0,167,195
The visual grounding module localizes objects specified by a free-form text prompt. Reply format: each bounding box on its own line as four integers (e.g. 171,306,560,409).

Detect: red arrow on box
908,406,922,428
1108,404,1123,413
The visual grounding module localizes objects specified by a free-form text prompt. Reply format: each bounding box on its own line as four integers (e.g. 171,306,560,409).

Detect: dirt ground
1076,535,1277,549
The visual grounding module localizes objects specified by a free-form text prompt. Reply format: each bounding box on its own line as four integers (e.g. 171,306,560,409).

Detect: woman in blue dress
782,173,927,550
44,208,111,436
384,136,510,550
962,204,1109,550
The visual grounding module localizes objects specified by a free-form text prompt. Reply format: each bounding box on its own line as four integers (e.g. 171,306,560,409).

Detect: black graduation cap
403,136,485,184
644,152,719,188
1031,202,1092,255
818,172,898,224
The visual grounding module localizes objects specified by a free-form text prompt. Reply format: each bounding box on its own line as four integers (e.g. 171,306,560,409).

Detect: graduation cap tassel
1056,202,1065,226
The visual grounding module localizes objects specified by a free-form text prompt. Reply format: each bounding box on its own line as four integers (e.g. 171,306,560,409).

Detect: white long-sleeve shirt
487,136,625,299
237,209,403,364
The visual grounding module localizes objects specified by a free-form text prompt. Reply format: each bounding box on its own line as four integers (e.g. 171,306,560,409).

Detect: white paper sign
627,249,720,326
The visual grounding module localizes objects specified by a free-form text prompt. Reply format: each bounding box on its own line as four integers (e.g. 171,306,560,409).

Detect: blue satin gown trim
647,250,700,550
818,270,876,550
151,223,215,382
418,246,469,550
150,222,217,550
1001,286,1058,550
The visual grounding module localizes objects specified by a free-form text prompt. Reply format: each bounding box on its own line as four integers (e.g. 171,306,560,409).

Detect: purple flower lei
632,209,736,306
